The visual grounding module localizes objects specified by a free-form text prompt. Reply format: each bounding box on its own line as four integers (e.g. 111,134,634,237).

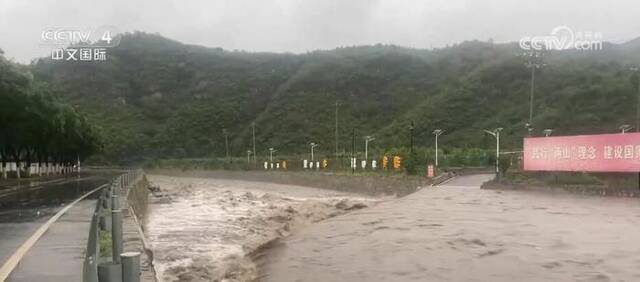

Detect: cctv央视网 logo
519,26,603,51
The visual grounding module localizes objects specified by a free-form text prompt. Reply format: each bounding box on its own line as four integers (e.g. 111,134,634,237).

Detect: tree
0,52,100,178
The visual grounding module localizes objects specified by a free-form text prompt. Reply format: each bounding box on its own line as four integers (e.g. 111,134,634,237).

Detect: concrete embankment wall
127,175,150,221
123,174,156,282
146,169,440,197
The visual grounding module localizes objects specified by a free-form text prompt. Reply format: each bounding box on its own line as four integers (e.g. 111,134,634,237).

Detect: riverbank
122,175,157,282
145,169,444,197
482,171,640,197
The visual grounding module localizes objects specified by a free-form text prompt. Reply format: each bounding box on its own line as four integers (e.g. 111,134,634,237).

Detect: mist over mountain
28,32,640,163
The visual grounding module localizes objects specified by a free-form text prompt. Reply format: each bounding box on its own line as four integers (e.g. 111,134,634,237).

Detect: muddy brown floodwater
144,175,379,282
258,174,640,282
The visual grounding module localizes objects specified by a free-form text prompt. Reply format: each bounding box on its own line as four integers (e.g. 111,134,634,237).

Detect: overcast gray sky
1,0,639,63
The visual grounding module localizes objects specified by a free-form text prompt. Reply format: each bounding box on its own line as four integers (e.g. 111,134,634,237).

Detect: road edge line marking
0,183,107,281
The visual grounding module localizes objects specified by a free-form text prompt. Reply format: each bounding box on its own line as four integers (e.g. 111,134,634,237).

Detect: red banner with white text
523,133,640,172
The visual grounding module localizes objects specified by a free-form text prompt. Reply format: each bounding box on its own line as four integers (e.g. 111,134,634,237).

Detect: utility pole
631,67,640,191
309,142,319,161
484,128,503,176
351,128,356,174
525,51,544,136
335,101,339,160
637,71,640,132
252,122,256,164
432,129,443,167
409,121,415,153
364,136,375,161
223,128,230,163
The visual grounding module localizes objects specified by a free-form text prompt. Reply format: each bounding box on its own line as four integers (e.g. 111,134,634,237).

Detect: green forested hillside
28,32,640,164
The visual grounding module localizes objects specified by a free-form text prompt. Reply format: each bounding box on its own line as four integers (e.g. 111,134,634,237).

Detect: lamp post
309,142,319,161
631,67,640,132
269,148,277,162
364,136,375,161
484,128,503,176
351,128,356,174
630,67,640,191
432,129,443,167
543,129,553,137
335,101,339,159
620,124,633,134
223,128,230,163
409,121,415,153
252,122,256,164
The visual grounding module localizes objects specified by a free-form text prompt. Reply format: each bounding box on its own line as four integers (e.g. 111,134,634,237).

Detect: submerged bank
144,175,380,282
482,171,640,197
145,169,433,197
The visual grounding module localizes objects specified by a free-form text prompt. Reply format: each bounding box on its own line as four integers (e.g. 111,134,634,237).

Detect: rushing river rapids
144,175,377,282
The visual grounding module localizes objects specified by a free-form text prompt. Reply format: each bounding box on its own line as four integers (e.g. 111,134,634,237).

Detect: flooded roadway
0,171,115,266
259,174,640,282
144,175,378,282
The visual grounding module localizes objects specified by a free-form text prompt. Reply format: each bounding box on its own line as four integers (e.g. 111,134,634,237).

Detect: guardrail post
121,252,140,282
98,262,122,282
111,194,123,264
101,189,109,209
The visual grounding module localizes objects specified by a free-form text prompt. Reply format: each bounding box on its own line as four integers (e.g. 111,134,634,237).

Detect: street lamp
432,129,443,167
251,122,257,164
335,101,339,159
222,128,230,163
364,136,375,160
268,148,277,162
543,129,553,137
629,67,640,190
484,128,503,176
620,124,633,134
309,142,319,161
409,121,415,153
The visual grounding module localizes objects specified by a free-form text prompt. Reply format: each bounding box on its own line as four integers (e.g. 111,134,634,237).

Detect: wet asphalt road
0,171,115,267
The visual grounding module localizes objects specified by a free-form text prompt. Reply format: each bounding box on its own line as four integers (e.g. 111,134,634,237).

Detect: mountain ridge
27,32,640,163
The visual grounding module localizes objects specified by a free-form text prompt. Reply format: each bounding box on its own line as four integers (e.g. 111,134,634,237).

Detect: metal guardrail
83,169,144,282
